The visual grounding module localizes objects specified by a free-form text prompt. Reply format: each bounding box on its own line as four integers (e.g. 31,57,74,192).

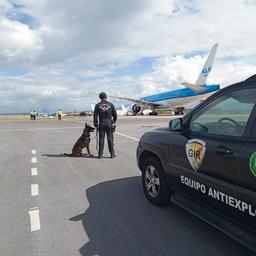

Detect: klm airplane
110,44,220,115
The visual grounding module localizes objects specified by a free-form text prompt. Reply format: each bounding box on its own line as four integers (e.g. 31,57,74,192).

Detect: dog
64,123,95,157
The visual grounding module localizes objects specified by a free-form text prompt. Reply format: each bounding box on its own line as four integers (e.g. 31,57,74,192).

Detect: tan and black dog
64,123,95,157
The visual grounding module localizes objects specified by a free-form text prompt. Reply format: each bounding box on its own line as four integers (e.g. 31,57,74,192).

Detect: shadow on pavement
42,153,106,159
42,153,67,157
69,177,250,256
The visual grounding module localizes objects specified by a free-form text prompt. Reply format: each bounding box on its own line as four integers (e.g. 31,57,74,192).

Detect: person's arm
111,103,117,123
93,104,99,127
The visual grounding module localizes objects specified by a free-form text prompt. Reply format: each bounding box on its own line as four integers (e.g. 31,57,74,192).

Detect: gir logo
249,152,256,177
186,139,206,171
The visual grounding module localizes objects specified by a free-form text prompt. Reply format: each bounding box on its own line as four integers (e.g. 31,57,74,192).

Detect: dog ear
84,122,87,127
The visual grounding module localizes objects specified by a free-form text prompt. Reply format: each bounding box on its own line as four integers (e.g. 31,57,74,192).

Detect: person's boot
98,155,103,159
110,154,116,158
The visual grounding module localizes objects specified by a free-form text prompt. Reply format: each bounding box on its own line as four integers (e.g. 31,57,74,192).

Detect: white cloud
210,62,256,87
0,0,256,113
131,55,208,97
0,16,43,66
78,70,112,78
137,55,256,98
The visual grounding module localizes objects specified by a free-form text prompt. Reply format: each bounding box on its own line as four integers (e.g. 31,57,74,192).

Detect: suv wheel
142,157,173,206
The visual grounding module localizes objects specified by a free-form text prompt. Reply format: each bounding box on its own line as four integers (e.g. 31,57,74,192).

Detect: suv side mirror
169,118,183,131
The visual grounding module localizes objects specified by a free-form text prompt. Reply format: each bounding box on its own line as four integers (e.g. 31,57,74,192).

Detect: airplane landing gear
174,107,185,115
149,110,158,116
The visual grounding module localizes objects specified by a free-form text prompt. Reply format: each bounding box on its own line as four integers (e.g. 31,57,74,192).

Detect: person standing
30,110,33,120
32,110,37,120
93,92,117,159
57,109,63,120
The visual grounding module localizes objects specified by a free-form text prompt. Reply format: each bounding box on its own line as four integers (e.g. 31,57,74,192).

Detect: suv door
167,86,256,218
236,112,256,231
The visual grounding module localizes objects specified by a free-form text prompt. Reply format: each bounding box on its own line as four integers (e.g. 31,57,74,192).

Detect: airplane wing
107,94,162,107
181,82,207,92
166,91,215,108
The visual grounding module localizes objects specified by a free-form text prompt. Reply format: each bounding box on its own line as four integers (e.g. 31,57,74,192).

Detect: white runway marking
31,150,36,155
29,208,40,231
116,132,139,142
31,157,37,163
31,168,38,176
31,184,39,196
0,126,82,132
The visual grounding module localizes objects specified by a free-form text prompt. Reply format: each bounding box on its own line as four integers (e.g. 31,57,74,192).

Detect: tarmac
0,116,253,256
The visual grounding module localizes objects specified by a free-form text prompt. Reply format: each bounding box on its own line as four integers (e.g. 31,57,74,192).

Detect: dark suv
137,75,256,252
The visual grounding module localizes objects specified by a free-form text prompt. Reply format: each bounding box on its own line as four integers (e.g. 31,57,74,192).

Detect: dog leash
90,134,97,140
96,128,99,151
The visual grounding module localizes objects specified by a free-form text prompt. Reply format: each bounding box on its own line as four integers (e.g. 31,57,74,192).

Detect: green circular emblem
249,152,256,177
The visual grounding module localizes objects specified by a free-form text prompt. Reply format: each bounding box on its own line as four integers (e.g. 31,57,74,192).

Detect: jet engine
131,104,141,114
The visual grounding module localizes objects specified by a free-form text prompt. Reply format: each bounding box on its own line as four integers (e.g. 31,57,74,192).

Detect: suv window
189,88,256,137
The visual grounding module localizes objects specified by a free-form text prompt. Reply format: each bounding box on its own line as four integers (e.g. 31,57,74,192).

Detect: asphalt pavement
0,116,253,256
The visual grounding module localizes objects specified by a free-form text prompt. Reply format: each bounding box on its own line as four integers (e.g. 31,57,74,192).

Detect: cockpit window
189,88,256,137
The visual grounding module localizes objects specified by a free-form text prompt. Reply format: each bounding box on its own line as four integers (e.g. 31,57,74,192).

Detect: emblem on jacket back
99,103,111,112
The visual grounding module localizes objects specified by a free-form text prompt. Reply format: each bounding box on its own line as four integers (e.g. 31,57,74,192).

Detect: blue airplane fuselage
140,84,220,103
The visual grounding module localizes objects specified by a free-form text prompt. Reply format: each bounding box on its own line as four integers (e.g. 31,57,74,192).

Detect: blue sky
79,57,156,82
0,0,256,113
4,67,27,76
4,2,39,29
113,57,156,78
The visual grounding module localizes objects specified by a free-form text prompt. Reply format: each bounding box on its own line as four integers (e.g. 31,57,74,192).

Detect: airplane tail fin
91,104,95,112
121,104,128,112
195,43,218,86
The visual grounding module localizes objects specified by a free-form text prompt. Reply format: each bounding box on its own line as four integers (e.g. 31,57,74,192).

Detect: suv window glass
189,88,256,137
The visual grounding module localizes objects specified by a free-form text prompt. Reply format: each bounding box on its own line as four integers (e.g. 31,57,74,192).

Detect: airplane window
189,88,256,137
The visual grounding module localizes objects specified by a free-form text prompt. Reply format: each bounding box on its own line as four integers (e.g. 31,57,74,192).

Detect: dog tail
64,153,72,156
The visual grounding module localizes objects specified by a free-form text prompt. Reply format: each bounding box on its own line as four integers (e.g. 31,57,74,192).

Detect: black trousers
98,124,114,156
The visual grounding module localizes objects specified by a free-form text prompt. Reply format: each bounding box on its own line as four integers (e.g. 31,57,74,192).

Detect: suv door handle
214,146,233,155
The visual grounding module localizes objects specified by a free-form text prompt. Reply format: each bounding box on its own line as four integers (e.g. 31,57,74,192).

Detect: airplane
107,44,220,115
117,104,129,116
90,103,129,116
91,104,95,112
40,111,67,118
40,111,54,117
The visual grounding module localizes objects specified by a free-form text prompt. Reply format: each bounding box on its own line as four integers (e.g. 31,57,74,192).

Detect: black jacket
93,100,117,127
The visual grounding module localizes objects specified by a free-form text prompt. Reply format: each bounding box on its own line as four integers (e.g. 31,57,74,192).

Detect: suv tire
142,156,173,206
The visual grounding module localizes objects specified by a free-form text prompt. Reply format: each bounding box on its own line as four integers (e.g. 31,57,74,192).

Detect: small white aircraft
40,111,54,117
107,44,219,115
117,105,129,116
91,104,95,112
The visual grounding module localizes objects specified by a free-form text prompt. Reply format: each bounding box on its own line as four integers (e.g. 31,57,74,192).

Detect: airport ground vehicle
137,75,256,251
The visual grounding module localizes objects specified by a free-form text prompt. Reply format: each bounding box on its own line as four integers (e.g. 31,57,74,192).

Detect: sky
0,0,256,113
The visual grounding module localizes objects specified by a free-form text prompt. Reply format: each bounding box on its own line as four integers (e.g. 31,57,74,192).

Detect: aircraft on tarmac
40,111,54,117
117,104,129,116
39,111,67,118
108,44,220,115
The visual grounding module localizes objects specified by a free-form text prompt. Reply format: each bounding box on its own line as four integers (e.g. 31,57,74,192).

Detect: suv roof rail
245,74,256,82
